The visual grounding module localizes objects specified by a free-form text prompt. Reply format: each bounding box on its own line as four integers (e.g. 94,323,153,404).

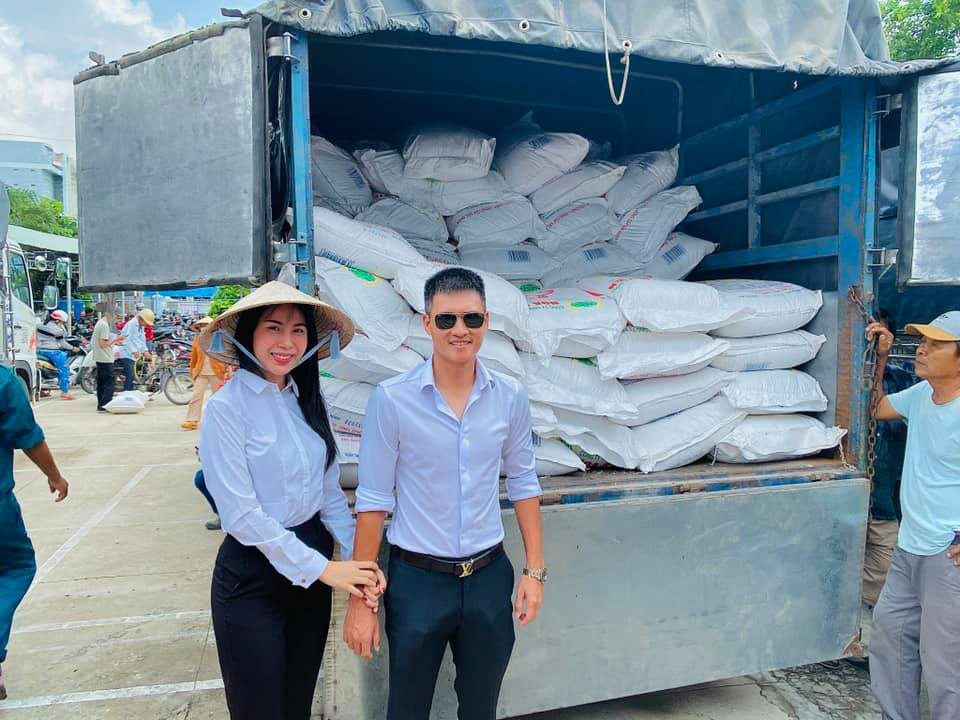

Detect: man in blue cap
865,311,960,720
0,366,69,699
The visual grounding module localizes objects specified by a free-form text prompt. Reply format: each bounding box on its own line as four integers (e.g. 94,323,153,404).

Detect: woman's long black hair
233,304,338,469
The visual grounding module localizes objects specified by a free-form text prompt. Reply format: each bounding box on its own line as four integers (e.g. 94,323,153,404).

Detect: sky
0,0,237,156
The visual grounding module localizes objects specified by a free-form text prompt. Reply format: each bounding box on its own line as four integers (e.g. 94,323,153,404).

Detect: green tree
882,0,960,60
6,186,77,237
209,285,251,318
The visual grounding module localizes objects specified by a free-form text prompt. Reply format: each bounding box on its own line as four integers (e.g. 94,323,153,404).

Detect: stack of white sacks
309,119,845,481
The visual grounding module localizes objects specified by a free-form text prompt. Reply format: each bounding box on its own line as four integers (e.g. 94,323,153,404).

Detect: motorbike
38,336,88,395
78,345,194,405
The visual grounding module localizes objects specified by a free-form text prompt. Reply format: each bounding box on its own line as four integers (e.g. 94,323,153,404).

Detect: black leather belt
391,543,504,579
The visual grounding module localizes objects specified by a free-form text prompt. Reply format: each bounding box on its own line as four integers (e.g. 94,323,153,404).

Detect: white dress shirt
199,369,355,587
357,358,541,559
117,318,147,360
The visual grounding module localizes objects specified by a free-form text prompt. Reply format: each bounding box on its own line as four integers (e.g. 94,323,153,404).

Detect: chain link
847,286,879,486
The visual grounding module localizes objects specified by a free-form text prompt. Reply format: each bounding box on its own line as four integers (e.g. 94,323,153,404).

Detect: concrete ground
1,393,885,719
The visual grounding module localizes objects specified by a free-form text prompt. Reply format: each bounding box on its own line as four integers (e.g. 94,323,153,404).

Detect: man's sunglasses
433,312,485,330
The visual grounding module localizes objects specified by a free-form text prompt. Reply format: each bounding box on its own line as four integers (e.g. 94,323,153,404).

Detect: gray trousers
871,539,960,720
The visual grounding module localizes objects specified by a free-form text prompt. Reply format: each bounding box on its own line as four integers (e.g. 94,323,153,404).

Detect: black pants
385,548,516,720
211,515,333,720
95,361,114,410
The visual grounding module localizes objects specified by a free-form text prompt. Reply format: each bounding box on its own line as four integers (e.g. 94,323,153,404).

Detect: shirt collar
235,368,300,397
419,357,494,393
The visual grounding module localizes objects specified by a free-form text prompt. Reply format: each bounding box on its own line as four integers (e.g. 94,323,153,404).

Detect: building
0,140,78,217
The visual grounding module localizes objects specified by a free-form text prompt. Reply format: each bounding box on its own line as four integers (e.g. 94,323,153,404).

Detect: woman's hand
319,560,386,601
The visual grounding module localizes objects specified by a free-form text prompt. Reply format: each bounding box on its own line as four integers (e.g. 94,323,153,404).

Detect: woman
198,281,384,720
181,316,230,430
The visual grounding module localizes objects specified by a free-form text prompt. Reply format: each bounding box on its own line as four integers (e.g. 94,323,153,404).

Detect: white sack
407,238,461,265
393,262,529,342
705,279,823,337
612,186,702,263
537,197,616,256
529,161,626,215
710,330,827,372
354,197,449,243
311,136,373,214
576,276,752,333
104,391,147,414
353,147,397,194
319,375,374,435
318,332,423,384
405,315,525,380
458,243,559,281
534,406,639,469
530,435,586,476
494,132,590,195
448,195,548,249
606,147,680,215
335,431,360,489
520,354,637,423
713,414,846,464
541,243,644,289
623,367,731,426
518,288,625,359
721,369,829,414
643,233,717,281
313,207,426,280
631,396,747,473
598,327,730,380
402,126,495,181
315,256,413,351
585,139,612,162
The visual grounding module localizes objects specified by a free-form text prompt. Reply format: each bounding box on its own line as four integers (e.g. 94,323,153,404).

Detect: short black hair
424,267,485,314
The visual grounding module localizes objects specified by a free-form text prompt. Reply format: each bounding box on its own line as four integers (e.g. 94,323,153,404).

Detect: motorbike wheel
79,368,97,395
162,371,194,406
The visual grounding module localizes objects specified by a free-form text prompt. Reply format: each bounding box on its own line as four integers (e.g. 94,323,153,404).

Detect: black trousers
95,361,114,410
385,547,516,720
211,515,333,720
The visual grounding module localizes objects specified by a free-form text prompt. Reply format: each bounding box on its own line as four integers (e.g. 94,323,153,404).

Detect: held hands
344,594,382,659
514,574,544,626
47,473,68,502
319,560,386,604
865,319,894,355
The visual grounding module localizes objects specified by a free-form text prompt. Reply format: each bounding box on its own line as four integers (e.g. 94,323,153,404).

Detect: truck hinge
266,33,298,64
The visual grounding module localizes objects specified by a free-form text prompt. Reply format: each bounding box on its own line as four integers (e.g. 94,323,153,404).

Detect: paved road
0,394,884,719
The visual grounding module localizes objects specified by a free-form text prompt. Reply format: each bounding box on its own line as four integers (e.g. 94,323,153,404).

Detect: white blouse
199,369,354,587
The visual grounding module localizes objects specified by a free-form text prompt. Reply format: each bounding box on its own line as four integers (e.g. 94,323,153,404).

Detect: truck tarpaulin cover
251,0,938,76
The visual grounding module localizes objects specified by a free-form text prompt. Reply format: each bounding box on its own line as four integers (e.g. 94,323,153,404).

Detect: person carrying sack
197,281,384,720
181,316,230,430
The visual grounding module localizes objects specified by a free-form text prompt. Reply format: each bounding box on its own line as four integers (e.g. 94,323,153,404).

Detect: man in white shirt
345,267,546,720
116,309,154,391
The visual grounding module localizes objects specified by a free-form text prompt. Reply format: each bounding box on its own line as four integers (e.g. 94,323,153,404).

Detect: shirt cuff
505,470,542,502
14,426,45,451
355,487,396,514
294,551,329,589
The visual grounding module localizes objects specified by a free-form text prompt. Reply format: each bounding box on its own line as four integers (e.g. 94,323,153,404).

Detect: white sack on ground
393,262,529,342
643,233,718,281
705,279,823,337
315,256,413,351
529,161,626,215
318,332,423,385
518,288,626,359
405,315,525,380
319,375,374,435
354,197,449,243
631,396,747,473
310,136,373,214
494,132,590,195
576,276,752,333
541,243,644,289
721,369,829,414
622,367,732,426
534,405,639,469
710,330,827,372
402,126,495,181
598,327,729,380
407,238,461,265
335,431,360,489
448,195,548,249
529,435,586,476
537,197,616,256
104,391,147,414
457,243,559,281
313,207,426,280
520,354,637,423
712,414,846,464
606,147,680,215
612,186,702,263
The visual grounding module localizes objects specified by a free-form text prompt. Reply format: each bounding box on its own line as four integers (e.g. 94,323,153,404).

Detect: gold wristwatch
523,567,548,583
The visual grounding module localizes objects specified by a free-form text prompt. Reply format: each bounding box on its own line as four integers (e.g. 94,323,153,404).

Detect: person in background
91,306,124,413
136,304,154,347
193,445,220,531
37,310,81,401
182,316,230,431
116,309,154,392
0,365,69,700
865,311,960,720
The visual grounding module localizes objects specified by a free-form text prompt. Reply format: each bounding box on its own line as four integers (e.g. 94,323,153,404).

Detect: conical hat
197,281,354,366
191,316,213,332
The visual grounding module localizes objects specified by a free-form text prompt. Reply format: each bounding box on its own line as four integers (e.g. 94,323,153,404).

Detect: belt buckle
457,559,475,578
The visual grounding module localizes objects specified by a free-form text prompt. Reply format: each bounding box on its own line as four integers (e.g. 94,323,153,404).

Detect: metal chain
847,286,879,485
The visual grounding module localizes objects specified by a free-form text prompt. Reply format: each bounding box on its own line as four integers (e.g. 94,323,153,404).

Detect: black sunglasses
433,312,485,330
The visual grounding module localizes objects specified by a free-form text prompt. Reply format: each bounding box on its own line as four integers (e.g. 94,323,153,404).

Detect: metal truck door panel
898,65,960,286
74,20,268,291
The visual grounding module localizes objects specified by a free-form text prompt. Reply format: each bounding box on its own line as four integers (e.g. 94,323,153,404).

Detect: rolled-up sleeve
199,399,331,588
502,386,541,502
356,385,399,513
320,459,355,560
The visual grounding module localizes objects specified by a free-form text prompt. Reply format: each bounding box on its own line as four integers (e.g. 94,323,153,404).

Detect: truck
72,2,960,717
0,182,40,399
